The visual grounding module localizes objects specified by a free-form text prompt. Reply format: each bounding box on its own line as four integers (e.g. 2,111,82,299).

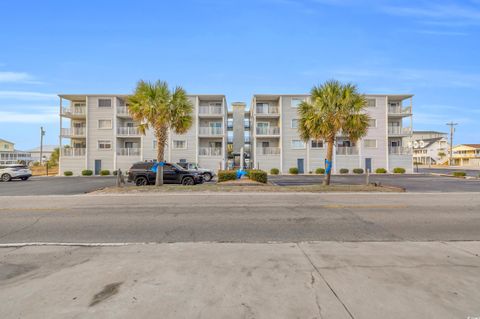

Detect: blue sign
150,162,166,173
325,159,332,174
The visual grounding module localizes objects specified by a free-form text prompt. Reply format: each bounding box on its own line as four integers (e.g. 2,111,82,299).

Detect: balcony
61,148,86,157
117,148,141,156
388,106,412,116
199,147,222,156
336,146,359,155
61,127,86,138
388,127,412,136
257,147,280,155
256,126,280,136
199,126,223,136
117,106,131,117
389,146,412,155
256,105,279,116
61,106,86,118
199,105,223,116
117,127,140,136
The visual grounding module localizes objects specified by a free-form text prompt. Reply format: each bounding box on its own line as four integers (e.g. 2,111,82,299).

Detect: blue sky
0,0,479,150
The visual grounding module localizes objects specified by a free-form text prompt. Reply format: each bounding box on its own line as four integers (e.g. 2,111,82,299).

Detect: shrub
100,170,110,176
353,168,364,174
393,167,406,174
81,169,93,176
375,168,387,174
249,170,268,183
315,168,325,174
64,171,73,176
289,167,299,174
270,168,279,175
112,170,118,176
339,168,349,174
453,171,466,177
218,170,237,182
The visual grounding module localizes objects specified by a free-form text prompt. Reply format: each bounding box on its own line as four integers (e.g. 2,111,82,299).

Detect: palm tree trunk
155,127,168,186
323,138,334,186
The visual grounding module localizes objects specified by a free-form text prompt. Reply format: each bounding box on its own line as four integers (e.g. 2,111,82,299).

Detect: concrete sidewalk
1,242,479,319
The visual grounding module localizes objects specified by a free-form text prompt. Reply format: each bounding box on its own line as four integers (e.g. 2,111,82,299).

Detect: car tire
135,176,148,186
182,177,194,185
20,177,29,181
203,173,212,182
1,173,11,182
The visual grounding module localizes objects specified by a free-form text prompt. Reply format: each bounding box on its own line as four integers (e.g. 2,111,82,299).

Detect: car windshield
172,163,187,171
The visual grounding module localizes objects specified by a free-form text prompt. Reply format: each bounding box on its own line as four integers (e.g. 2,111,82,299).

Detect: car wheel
182,177,194,185
21,177,29,181
1,173,11,182
135,176,148,186
203,173,212,182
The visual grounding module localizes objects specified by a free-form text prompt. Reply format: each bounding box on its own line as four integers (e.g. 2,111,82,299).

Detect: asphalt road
0,192,479,243
270,174,480,192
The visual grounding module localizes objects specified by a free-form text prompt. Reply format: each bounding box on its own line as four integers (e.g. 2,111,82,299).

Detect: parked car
127,162,204,186
176,162,215,182
0,164,32,182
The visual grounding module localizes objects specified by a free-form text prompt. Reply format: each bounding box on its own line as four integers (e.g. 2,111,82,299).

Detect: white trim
368,119,377,128
113,98,117,170
97,119,113,129
291,139,306,150
97,98,112,108
97,140,113,150
291,118,298,129
290,97,304,108
172,139,187,150
364,139,377,148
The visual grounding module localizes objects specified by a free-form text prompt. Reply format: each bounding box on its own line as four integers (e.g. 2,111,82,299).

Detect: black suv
127,162,204,186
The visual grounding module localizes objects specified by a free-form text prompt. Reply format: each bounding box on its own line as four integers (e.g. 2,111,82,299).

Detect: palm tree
128,80,193,186
298,80,370,185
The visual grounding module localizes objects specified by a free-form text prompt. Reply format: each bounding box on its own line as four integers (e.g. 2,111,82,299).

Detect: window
98,99,112,107
368,119,377,127
291,140,306,149
367,99,376,107
311,140,324,148
291,119,298,129
173,140,186,149
364,139,377,148
98,119,112,129
98,140,112,150
291,98,303,108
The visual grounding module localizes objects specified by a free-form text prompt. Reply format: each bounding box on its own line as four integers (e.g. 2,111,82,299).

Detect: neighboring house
411,131,449,165
0,138,32,165
451,144,480,167
28,145,58,163
250,94,414,174
59,94,228,175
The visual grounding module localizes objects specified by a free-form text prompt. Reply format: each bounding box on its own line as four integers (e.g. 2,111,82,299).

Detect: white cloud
0,71,44,84
0,91,57,100
0,111,57,123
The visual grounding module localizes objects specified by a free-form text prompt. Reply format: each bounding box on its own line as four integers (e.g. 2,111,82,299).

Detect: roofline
58,94,226,98
252,93,413,98
0,138,14,144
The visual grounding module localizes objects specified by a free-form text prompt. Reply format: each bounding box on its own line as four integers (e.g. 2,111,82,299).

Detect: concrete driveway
269,174,480,192
0,176,116,196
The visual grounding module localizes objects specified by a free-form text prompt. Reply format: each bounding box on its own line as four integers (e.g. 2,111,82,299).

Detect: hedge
289,167,299,174
270,168,279,175
453,171,466,177
375,168,387,174
315,168,325,174
393,167,406,174
218,170,237,182
81,169,93,176
339,168,349,174
353,168,364,174
64,171,73,176
249,170,268,183
100,170,110,176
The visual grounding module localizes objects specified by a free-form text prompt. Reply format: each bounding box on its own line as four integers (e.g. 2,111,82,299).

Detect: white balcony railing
256,105,279,115
61,148,86,157
336,146,359,155
61,127,86,137
117,148,141,156
389,146,412,155
199,105,223,115
199,126,223,136
256,127,280,135
199,147,222,156
388,127,412,135
257,147,280,155
117,106,130,116
117,127,140,136
61,106,86,117
388,106,412,115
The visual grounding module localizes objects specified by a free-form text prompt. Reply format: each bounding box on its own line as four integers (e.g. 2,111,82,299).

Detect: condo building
250,94,413,174
59,94,227,175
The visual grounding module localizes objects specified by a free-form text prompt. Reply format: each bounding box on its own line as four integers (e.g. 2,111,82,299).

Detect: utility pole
446,122,458,166
40,126,46,165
